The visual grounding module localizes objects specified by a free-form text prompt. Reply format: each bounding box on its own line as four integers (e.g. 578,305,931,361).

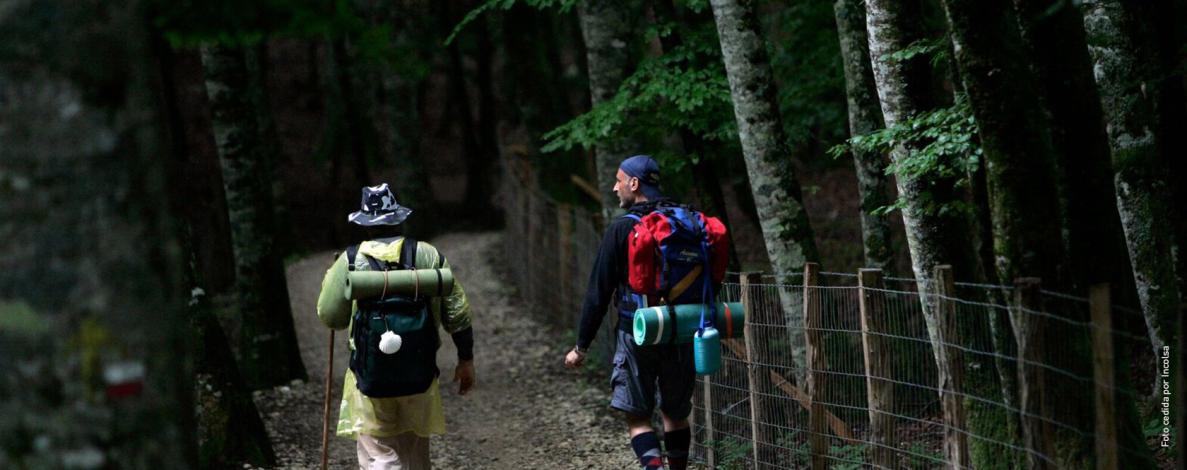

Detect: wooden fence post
1089,284,1117,470
703,377,716,469
803,263,828,470
932,265,969,468
1013,277,1055,469
740,272,776,467
859,268,896,469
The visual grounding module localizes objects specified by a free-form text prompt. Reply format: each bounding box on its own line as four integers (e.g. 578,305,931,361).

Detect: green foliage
542,24,735,147
153,0,368,46
905,441,945,468
763,1,848,155
707,436,753,470
882,37,950,70
445,0,578,45
540,20,738,176
768,431,871,468
830,97,982,217
153,0,429,79
828,442,870,470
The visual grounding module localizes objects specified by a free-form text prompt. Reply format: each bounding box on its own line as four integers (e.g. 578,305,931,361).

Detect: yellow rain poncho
316,238,471,439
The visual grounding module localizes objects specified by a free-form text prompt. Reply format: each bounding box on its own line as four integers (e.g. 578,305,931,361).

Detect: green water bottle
693,326,722,375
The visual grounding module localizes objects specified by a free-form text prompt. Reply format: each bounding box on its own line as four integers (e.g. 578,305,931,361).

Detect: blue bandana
619,155,663,199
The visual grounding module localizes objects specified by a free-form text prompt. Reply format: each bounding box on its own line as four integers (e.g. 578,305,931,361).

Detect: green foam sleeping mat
633,302,744,346
344,268,454,300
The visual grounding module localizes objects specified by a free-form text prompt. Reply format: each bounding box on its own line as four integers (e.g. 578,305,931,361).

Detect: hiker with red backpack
564,155,728,470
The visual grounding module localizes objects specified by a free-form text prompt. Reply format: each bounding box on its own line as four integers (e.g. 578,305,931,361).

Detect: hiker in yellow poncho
317,183,474,470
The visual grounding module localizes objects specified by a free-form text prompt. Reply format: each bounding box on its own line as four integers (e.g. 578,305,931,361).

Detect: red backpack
625,204,729,306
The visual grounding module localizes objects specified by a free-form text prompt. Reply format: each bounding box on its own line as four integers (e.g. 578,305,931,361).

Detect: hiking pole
321,329,334,470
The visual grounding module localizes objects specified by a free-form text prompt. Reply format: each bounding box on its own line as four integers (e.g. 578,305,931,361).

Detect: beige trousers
356,432,431,470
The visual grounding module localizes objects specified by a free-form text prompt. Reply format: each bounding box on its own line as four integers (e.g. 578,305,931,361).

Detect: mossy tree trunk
182,230,277,467
578,0,642,211
710,0,821,381
832,0,894,271
159,42,277,468
201,44,307,389
1081,0,1182,396
865,1,1016,467
864,0,984,285
941,0,1100,466
0,1,193,466
1011,3,1157,465
940,0,1065,286
1011,0,1130,295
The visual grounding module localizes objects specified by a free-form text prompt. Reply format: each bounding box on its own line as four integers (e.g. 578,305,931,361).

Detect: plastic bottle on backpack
693,326,721,375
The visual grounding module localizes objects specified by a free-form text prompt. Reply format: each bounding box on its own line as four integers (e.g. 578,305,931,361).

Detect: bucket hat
347,183,412,226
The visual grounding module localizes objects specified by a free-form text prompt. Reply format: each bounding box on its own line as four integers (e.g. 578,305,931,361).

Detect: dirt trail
256,231,636,469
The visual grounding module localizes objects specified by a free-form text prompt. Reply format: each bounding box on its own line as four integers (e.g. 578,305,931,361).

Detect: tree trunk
865,1,1017,467
159,41,277,468
709,0,821,382
444,8,498,222
942,1,1098,466
331,40,374,186
941,0,1064,286
578,0,641,211
244,43,293,255
321,38,372,245
864,0,984,285
474,15,502,219
201,45,308,389
183,228,277,467
832,0,894,271
0,1,193,466
1082,0,1183,393
1011,0,1129,295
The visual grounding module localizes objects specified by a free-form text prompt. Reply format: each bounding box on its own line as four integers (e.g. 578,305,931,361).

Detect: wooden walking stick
321,329,334,470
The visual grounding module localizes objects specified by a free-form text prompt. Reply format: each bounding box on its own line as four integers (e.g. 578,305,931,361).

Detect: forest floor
252,231,638,469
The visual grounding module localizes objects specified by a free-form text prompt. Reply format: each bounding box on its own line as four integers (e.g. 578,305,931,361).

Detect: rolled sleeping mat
344,268,455,300
632,302,744,346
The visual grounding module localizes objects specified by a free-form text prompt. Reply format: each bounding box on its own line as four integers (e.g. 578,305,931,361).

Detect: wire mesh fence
499,168,1169,469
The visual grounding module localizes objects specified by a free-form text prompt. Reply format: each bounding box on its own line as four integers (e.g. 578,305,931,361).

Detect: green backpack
346,237,440,397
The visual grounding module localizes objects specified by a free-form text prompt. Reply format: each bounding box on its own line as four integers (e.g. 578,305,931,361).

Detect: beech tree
831,0,894,271
1081,0,1182,394
578,0,643,211
202,45,308,389
709,0,821,381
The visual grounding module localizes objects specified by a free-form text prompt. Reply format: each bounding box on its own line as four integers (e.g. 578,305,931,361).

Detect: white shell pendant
379,331,403,354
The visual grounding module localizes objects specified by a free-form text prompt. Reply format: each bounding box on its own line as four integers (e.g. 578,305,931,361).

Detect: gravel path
255,231,638,469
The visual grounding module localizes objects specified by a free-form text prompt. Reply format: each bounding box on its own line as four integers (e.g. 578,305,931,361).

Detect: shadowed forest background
0,0,1184,468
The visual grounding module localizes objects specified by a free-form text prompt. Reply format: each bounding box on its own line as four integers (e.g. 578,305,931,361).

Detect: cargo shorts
609,328,697,419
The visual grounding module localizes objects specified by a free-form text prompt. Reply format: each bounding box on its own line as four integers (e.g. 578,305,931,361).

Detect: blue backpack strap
618,213,644,320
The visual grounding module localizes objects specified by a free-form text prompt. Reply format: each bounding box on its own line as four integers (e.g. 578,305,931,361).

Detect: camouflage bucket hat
347,183,413,226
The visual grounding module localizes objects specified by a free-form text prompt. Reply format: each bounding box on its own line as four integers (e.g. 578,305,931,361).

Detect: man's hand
564,347,586,369
454,360,475,395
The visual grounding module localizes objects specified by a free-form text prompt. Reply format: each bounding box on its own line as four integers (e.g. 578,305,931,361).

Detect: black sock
664,427,691,470
631,432,663,470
